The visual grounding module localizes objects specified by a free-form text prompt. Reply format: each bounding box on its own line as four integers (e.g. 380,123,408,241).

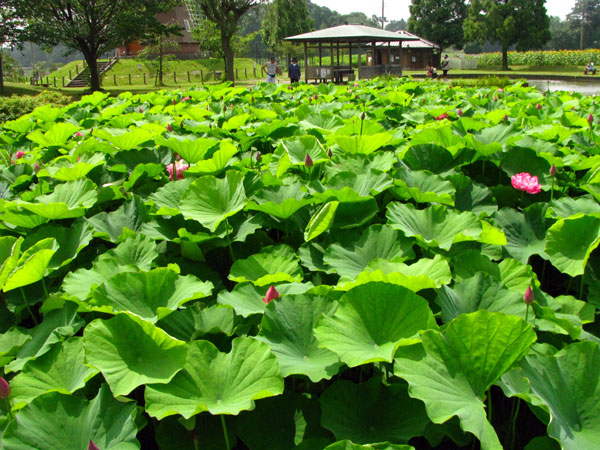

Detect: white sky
310,0,576,22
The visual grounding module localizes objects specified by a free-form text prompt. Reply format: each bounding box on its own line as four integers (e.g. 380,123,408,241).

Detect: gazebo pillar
330,41,334,83
357,42,361,80
304,42,308,83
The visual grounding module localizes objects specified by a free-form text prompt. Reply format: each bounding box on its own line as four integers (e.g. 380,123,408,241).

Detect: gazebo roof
378,30,441,49
284,24,420,43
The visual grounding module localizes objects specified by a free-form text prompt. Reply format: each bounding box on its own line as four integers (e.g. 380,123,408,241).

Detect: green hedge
477,49,600,67
0,90,72,123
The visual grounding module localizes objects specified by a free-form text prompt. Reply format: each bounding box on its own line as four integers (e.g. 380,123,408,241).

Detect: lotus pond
0,79,599,450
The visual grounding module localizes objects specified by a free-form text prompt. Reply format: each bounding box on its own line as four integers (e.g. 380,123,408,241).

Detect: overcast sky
310,0,576,22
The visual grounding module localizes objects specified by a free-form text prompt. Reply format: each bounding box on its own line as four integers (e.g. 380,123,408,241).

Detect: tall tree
386,19,408,32
192,0,259,83
567,0,600,49
10,0,181,92
464,0,551,70
0,1,23,91
408,0,467,52
262,0,313,50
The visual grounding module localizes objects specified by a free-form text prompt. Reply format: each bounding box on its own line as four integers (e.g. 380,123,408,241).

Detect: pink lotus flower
182,96,190,102
304,154,314,167
262,286,280,304
0,376,9,399
74,131,84,138
166,160,189,180
166,123,173,132
15,150,25,159
497,88,504,93
435,113,449,120
524,286,534,305
511,172,542,194
354,82,359,87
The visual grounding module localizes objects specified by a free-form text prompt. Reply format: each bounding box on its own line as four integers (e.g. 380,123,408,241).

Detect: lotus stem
525,304,529,323
20,287,38,325
220,415,231,450
509,398,521,450
42,279,49,299
225,219,235,262
486,389,492,423
3,398,12,420
579,272,585,300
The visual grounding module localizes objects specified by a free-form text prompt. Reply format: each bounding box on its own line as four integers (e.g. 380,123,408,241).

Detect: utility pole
381,0,386,29
580,0,587,49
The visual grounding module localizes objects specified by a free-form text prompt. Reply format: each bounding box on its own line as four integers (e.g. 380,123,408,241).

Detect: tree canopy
10,0,181,91
262,0,313,50
464,0,551,69
407,0,467,52
0,1,24,90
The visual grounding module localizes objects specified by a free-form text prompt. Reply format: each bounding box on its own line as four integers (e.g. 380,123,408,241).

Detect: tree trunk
501,47,509,71
158,40,164,86
222,35,235,84
82,50,101,92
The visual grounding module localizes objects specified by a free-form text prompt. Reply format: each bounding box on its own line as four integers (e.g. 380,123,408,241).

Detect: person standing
288,57,301,83
441,54,450,77
262,56,279,83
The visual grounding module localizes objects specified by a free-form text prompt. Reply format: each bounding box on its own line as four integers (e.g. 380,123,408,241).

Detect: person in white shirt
262,56,280,83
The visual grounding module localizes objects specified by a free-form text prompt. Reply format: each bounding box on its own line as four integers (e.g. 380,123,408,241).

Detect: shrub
0,90,72,123
477,49,600,67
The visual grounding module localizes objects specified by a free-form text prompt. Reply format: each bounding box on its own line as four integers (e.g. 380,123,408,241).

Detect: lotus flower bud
88,440,100,450
360,112,365,121
139,108,143,113
524,286,534,305
497,88,504,93
550,164,557,176
328,148,333,158
314,94,318,100
304,154,314,167
536,103,541,110
0,376,9,399
251,96,255,102
166,123,173,132
15,150,25,159
74,131,84,138
256,152,261,162
182,96,190,102
588,113,593,124
354,82,359,87
503,114,508,121
493,97,497,101
262,286,280,304
172,99,177,105
34,162,40,172
458,109,463,116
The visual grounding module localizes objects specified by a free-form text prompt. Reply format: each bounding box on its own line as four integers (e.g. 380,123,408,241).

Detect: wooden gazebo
284,24,419,83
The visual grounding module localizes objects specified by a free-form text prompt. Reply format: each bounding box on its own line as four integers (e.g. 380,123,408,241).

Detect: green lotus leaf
402,144,455,174
468,123,516,156
282,135,329,165
320,378,428,444
87,195,150,242
545,213,600,277
108,233,159,271
3,237,57,292
26,122,79,148
334,133,392,154
501,146,551,187
148,178,194,215
2,116,35,134
493,204,549,264
323,224,414,278
500,342,600,450
217,282,314,318
436,273,527,323
304,201,339,242
92,268,213,322
222,112,251,130
22,220,93,270
299,111,344,132
83,313,188,396
2,384,140,450
548,195,600,218
450,174,498,216
314,171,393,200
386,203,482,250
246,183,314,219
186,140,240,175
5,303,84,373
41,157,106,182
18,202,87,220
0,205,49,228
145,337,284,418
324,442,414,450
394,310,536,450
314,282,436,367
0,327,31,365
180,170,246,232
0,236,23,289
156,135,218,163
9,338,98,410
157,304,235,341
228,244,302,286
409,125,465,155
256,295,340,381
340,254,452,292
392,168,456,206
94,127,154,150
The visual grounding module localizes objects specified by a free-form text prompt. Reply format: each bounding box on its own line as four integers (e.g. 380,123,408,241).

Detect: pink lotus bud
166,123,173,132
354,82,358,87
327,148,333,158
139,108,143,113
524,286,534,305
435,113,449,121
15,151,25,159
251,96,255,102
172,99,177,105
34,162,40,171
256,152,261,162
497,88,504,93
74,132,84,138
360,112,365,121
503,114,508,121
309,97,312,102
0,376,10,399
458,109,463,116
223,105,227,111
304,154,314,167
262,286,280,304
588,113,593,124
182,96,190,102
550,164,557,176
493,97,497,101
88,440,100,450
355,95,358,99
314,94,318,100
536,103,541,110
230,103,234,109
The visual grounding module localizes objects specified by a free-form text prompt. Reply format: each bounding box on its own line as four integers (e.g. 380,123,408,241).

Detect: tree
0,1,24,91
193,19,258,63
386,19,408,32
407,0,467,52
191,0,259,83
262,0,313,50
567,0,600,49
138,34,181,86
10,0,181,92
464,0,551,70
